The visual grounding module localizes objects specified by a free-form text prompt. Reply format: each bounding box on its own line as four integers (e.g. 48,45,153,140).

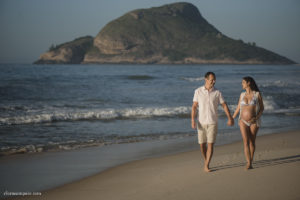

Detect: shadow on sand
210,154,300,172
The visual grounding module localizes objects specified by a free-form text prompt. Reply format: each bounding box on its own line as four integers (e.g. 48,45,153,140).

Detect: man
191,72,234,172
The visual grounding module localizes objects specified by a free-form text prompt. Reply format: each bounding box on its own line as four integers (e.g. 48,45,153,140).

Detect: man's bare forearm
191,103,198,129
191,107,197,122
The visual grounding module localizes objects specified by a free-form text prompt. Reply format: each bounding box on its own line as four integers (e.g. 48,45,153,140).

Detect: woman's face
242,80,249,89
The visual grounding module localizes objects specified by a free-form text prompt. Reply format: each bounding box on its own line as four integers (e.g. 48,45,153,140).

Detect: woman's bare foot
245,163,253,170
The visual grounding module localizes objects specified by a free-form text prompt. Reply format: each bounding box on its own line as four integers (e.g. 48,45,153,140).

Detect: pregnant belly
241,107,256,121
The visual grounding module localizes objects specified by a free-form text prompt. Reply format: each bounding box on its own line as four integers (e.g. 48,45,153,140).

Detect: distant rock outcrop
34,36,93,64
34,2,295,64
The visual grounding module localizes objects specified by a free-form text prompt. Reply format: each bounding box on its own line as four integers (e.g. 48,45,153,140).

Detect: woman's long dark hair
243,76,260,92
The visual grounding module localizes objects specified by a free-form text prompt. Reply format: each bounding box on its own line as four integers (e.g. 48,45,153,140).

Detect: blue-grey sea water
1,64,300,155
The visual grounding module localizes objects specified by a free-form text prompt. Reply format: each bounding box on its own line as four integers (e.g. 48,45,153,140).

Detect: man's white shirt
193,86,225,124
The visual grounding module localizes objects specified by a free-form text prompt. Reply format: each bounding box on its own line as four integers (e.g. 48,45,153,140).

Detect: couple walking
191,72,264,172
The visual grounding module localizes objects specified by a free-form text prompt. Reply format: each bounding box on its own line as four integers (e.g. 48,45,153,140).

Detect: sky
0,0,299,64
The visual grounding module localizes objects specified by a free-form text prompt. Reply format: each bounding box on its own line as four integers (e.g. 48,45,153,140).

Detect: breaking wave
1,93,299,126
181,77,205,82
0,106,191,125
260,80,300,88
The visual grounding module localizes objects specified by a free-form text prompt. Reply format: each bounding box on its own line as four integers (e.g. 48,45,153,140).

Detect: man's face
205,74,216,89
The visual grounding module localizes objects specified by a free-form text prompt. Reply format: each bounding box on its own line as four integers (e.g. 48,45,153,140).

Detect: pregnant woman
232,76,264,170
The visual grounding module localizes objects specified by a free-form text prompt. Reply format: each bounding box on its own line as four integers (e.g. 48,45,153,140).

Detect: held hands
227,117,234,126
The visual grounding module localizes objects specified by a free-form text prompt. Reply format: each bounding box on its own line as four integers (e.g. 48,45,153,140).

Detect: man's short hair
205,72,216,79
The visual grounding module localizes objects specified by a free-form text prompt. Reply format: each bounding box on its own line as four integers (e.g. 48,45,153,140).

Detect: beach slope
14,131,300,200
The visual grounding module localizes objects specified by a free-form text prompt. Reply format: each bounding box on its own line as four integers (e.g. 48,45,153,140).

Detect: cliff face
35,2,295,64
84,2,218,64
34,36,93,64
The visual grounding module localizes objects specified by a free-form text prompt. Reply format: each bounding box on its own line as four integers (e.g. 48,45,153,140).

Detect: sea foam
0,106,191,125
181,77,205,82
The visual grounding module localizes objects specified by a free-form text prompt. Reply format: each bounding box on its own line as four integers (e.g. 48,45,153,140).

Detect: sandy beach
7,130,299,200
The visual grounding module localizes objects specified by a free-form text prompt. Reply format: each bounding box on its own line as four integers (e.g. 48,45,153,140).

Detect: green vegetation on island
34,2,295,64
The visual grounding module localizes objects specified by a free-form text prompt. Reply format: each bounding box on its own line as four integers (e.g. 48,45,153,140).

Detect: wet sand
9,130,300,200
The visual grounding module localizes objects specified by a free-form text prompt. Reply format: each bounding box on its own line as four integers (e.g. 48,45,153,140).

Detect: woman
232,77,264,170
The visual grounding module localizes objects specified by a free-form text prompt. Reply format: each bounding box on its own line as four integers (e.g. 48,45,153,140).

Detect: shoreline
3,130,300,200
0,136,199,198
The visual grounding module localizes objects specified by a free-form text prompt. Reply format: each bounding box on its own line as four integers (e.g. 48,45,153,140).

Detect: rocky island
34,2,295,64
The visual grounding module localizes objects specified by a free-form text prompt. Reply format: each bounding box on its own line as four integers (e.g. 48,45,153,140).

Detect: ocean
1,64,300,156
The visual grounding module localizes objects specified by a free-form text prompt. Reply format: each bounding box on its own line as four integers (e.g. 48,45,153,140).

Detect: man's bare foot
204,166,211,172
